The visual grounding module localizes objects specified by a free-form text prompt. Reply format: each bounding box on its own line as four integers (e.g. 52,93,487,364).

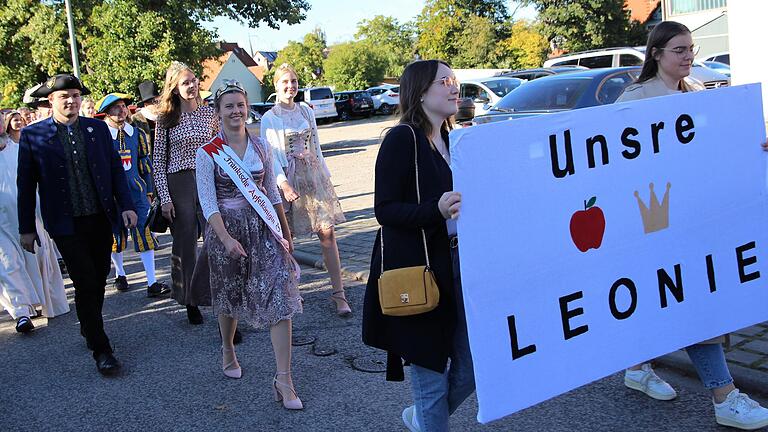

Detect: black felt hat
30,74,90,98
137,80,160,107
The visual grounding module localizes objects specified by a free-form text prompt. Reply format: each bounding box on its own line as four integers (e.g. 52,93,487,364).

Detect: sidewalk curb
292,250,370,283
656,350,768,399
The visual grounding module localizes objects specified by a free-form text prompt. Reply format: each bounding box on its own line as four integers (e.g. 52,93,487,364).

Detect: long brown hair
637,21,694,90
157,61,202,129
398,60,453,138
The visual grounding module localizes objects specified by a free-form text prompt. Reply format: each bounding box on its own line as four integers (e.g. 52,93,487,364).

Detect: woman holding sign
362,60,471,432
195,81,303,409
617,21,768,430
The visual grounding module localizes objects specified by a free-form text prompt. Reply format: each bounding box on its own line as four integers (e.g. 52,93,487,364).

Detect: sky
202,0,537,53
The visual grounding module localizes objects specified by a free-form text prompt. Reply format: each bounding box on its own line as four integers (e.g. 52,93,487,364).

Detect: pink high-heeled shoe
222,346,241,379
330,290,352,317
273,371,303,410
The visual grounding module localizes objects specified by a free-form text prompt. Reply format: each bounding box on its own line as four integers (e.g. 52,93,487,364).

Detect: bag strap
381,124,432,273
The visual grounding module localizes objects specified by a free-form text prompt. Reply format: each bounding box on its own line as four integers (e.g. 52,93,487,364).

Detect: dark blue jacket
17,116,135,237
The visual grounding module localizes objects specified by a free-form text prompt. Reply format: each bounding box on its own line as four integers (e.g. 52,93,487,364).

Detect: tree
523,0,647,53
273,27,327,88
355,15,415,77
323,41,387,91
415,0,508,65
495,20,549,69
82,1,219,99
452,14,499,68
0,0,310,107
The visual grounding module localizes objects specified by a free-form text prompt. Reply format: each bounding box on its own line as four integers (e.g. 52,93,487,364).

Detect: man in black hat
17,73,138,376
131,80,160,154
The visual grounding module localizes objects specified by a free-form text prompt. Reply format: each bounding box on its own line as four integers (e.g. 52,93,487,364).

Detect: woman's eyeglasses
432,76,459,88
658,44,700,57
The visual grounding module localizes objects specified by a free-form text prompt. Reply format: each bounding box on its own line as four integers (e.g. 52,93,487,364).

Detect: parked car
250,101,275,116
702,60,731,77
366,85,400,114
543,47,730,89
501,66,588,81
272,87,337,122
472,67,641,126
333,90,374,121
459,76,525,116
246,109,262,124
704,51,730,65
455,97,475,125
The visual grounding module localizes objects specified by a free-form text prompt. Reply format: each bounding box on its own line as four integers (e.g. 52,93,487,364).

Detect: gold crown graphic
634,182,671,234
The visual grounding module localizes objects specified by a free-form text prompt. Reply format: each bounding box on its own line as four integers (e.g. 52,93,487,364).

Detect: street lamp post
64,0,81,77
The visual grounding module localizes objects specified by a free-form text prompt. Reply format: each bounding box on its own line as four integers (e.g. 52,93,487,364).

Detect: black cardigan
362,124,457,380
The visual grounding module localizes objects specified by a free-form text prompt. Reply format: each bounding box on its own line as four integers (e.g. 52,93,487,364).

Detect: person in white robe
0,131,69,332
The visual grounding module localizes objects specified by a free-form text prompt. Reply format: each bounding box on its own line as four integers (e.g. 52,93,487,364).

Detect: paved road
1,254,762,431
3,116,768,431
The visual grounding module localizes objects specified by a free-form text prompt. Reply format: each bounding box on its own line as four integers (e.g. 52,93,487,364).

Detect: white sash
203,136,300,277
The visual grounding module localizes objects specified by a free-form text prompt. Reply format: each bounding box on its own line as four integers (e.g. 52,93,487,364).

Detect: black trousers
53,214,114,357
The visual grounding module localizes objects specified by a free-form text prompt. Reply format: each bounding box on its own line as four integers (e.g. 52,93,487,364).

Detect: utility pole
64,0,82,77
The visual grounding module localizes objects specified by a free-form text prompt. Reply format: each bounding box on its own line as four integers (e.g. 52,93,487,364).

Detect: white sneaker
714,389,768,430
624,363,677,401
402,405,421,432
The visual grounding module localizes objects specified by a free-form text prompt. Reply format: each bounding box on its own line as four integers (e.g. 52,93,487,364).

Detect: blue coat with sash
17,116,136,237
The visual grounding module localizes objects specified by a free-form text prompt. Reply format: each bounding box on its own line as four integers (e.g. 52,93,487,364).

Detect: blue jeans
410,246,475,432
685,343,734,389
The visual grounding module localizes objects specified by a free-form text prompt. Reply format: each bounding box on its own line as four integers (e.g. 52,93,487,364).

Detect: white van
295,87,338,121
267,87,339,121
459,76,525,116
543,47,730,89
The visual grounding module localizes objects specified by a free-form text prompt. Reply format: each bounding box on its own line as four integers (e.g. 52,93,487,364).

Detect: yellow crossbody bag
378,125,440,316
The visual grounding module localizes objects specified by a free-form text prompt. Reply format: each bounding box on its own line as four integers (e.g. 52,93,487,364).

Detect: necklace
429,138,450,162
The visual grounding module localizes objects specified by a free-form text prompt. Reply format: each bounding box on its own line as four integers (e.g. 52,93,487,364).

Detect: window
309,88,333,100
460,84,488,100
551,59,579,66
596,73,635,104
619,54,644,66
494,77,591,111
670,0,727,15
578,55,613,69
481,79,524,98
369,89,384,96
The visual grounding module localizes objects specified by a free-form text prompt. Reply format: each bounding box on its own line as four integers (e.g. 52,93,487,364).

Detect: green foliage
495,20,549,69
273,26,327,87
414,0,510,66
0,0,309,107
523,0,647,52
323,41,387,91
82,1,218,100
355,15,415,77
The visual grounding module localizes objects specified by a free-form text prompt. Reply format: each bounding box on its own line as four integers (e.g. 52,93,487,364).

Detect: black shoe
147,281,170,298
186,305,203,325
113,275,129,292
15,316,34,333
95,352,121,376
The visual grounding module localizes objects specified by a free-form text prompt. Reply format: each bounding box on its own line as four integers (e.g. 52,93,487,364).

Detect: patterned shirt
153,105,219,204
56,119,100,216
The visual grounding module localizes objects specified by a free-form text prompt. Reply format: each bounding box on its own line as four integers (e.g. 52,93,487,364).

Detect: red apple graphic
570,196,606,252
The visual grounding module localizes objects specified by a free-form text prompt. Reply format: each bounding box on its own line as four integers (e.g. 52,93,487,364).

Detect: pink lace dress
264,104,345,236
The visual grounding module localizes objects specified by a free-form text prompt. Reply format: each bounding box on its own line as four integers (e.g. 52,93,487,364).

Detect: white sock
140,250,156,286
111,252,126,277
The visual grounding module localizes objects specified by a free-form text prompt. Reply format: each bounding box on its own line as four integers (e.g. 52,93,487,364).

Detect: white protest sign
450,84,768,423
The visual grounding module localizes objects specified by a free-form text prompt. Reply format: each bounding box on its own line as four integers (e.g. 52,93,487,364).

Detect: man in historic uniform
17,74,137,376
130,80,160,153
96,93,169,298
